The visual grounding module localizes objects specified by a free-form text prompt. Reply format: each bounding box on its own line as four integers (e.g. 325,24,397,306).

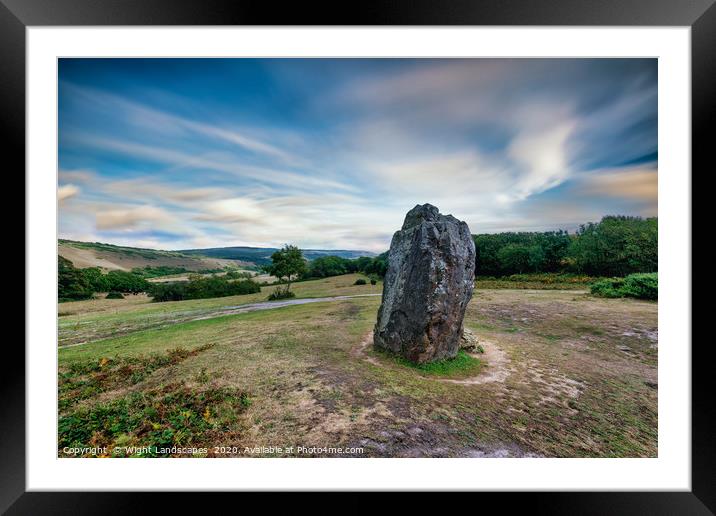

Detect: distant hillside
180,246,376,266
58,240,249,272
59,239,377,270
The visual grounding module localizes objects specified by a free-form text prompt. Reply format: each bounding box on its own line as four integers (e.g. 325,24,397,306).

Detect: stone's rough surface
374,204,476,363
459,327,479,352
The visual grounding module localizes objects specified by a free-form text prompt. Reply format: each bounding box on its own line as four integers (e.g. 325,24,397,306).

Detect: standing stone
374,204,476,364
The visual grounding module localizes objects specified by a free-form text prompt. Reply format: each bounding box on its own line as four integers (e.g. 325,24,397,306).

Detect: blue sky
58,58,657,252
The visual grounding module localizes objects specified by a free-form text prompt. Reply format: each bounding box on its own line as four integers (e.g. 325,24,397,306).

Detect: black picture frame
4,0,712,511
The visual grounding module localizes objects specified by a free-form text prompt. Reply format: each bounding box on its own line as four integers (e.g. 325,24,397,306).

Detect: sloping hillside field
58,274,657,458
58,240,245,271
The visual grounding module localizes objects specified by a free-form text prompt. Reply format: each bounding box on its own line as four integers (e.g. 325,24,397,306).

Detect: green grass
374,348,482,379
58,274,381,347
60,239,190,260
57,274,657,458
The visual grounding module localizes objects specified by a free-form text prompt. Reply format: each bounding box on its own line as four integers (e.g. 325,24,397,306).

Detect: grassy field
58,274,657,458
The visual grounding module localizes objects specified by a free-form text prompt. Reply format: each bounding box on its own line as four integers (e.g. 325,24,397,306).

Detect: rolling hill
179,246,376,266
58,239,377,271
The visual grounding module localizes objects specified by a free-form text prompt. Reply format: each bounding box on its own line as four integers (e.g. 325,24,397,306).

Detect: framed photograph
6,0,712,510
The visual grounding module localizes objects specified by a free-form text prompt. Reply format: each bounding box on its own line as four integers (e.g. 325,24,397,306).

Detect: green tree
496,244,544,274
82,267,110,292
568,216,657,276
305,255,349,278
58,256,93,301
105,270,150,294
473,231,571,276
264,244,306,296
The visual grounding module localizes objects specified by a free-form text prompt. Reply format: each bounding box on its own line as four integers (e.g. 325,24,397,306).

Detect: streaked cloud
579,165,658,202
58,184,80,202
58,58,657,251
96,205,172,230
59,169,96,183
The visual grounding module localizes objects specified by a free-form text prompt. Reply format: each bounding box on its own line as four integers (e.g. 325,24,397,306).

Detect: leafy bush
354,278,367,285
620,273,658,300
149,277,261,302
147,282,187,302
590,273,657,300
106,291,124,299
590,278,626,298
370,278,377,285
267,289,296,301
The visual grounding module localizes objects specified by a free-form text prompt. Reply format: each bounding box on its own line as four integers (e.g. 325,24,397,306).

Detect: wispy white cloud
58,59,658,250
507,120,576,201
58,184,80,202
61,82,299,164
67,133,356,194
59,169,96,183
96,205,173,230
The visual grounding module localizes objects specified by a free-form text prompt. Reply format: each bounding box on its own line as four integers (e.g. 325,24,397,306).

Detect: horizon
58,58,657,252
60,210,658,255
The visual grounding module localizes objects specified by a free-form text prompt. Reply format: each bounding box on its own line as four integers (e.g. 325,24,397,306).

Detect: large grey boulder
374,204,476,364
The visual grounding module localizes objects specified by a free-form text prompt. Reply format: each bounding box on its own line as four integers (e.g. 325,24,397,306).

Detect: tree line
147,275,261,302
474,216,657,277
301,253,388,280
59,256,151,301
296,215,657,280
59,256,261,302
58,214,656,302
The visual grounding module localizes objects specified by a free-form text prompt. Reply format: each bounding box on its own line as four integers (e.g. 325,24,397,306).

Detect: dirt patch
351,331,511,385
350,332,383,367
440,338,510,385
350,418,540,458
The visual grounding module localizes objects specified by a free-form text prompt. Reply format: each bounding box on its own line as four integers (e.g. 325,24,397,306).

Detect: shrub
590,273,657,300
149,277,261,302
621,273,658,300
370,278,377,285
590,278,625,298
354,278,367,285
267,289,296,301
106,291,124,299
